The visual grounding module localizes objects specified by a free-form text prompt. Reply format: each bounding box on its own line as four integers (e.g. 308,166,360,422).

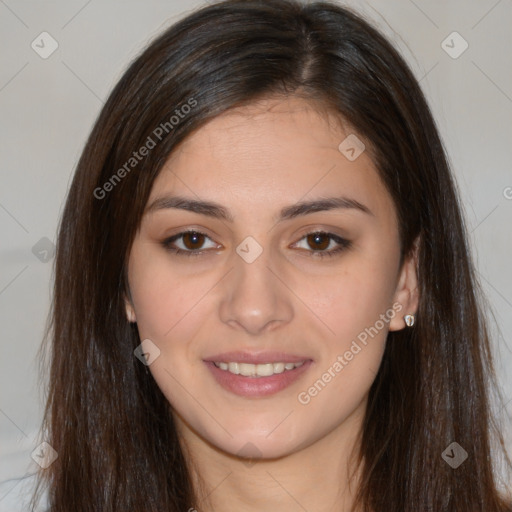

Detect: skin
126,96,419,511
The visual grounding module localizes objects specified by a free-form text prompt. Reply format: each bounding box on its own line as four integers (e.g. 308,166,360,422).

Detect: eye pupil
183,232,205,250
307,233,329,250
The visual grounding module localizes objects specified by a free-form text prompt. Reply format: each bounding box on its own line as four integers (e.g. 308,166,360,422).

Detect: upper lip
204,351,312,364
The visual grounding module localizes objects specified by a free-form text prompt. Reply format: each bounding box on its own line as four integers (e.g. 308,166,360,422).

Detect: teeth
273,362,285,374
228,362,240,374
213,361,305,377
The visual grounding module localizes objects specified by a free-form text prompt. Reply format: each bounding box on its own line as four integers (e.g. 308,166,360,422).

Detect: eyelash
162,230,352,259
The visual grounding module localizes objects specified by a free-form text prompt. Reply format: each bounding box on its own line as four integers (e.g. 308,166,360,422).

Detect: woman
32,0,511,510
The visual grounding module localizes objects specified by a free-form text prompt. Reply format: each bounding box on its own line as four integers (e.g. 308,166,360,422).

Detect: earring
125,303,136,323
404,314,415,327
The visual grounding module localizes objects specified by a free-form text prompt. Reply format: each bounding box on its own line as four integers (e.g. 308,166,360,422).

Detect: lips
204,351,313,397
205,351,309,364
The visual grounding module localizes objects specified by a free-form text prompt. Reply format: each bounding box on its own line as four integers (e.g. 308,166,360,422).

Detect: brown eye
162,230,219,256
292,231,352,258
306,233,330,251
182,231,206,250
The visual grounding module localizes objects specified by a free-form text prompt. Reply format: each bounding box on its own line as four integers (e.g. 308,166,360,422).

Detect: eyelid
162,228,351,259
162,229,221,255
290,231,352,258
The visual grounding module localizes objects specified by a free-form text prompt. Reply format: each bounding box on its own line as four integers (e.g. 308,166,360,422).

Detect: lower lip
204,361,313,398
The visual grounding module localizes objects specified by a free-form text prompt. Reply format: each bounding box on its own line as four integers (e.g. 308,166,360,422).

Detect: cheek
128,246,215,340
127,248,220,401
294,338,384,447
294,266,393,433
128,258,217,425
302,255,399,349
282,259,396,412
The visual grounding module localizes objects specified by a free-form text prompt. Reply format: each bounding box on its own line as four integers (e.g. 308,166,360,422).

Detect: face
126,96,418,460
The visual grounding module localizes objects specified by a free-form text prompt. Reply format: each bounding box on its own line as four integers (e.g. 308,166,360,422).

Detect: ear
124,295,137,323
389,237,420,331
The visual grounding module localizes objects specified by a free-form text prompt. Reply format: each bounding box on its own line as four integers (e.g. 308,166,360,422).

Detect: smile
213,361,305,377
205,354,313,397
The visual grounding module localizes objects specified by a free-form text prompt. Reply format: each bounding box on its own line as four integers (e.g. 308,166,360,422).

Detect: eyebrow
146,195,374,222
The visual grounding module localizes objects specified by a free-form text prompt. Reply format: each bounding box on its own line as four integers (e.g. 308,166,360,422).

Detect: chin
183,413,306,461
220,433,306,462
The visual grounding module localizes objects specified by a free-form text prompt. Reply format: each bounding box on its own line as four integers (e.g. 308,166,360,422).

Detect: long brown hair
34,0,511,510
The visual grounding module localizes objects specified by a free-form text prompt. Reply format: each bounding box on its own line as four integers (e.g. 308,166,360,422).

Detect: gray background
1,0,511,493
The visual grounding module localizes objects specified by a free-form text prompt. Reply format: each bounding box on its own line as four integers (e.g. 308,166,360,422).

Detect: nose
218,246,294,336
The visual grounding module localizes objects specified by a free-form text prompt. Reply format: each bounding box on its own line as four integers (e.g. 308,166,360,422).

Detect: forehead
150,96,395,225
165,96,352,173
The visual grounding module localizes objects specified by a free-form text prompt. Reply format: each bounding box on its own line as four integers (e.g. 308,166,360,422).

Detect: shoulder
0,473,48,512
